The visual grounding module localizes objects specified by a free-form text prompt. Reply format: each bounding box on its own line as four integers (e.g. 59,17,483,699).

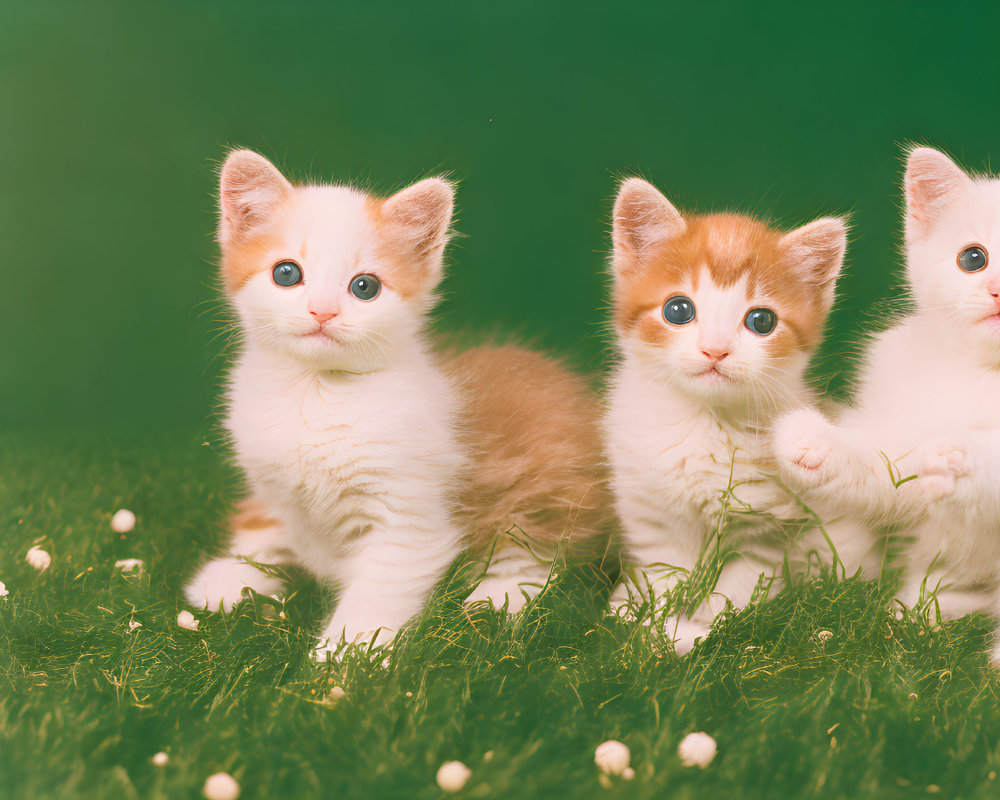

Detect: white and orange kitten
774,147,1000,657
185,150,612,659
605,178,853,652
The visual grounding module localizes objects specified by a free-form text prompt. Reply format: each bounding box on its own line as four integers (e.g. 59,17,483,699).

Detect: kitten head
218,149,454,372
904,146,1000,360
611,178,846,409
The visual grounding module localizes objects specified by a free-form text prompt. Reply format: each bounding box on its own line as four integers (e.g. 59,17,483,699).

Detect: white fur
186,161,468,657
774,148,1000,659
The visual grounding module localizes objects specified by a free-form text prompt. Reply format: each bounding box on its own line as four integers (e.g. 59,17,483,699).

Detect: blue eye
349,274,381,301
663,296,695,325
745,308,777,335
958,245,988,273
272,260,303,287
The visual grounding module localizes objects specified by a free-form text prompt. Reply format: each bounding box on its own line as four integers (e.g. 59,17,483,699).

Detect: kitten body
605,178,853,651
185,151,612,656
774,148,1000,646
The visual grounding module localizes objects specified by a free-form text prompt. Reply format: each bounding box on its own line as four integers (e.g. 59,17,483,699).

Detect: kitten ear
218,149,293,245
779,216,847,308
612,178,686,275
375,177,455,277
904,147,972,238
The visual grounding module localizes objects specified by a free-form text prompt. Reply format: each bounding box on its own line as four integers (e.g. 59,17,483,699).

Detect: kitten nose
310,311,337,324
701,348,729,362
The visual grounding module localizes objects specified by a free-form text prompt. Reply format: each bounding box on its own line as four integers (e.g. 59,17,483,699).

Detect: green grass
2,431,1000,799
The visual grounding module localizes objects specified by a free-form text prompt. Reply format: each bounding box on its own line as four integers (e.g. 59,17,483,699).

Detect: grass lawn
2,430,999,799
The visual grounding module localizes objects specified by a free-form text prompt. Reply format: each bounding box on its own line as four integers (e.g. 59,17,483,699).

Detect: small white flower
128,618,143,631
322,686,346,706
115,559,144,572
177,610,200,631
436,761,471,793
111,509,136,533
594,740,631,776
26,546,51,572
151,751,168,766
0,581,8,597
622,767,635,781
202,772,240,800
678,732,717,768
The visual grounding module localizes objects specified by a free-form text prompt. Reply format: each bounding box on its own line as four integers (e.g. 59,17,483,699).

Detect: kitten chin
605,177,849,648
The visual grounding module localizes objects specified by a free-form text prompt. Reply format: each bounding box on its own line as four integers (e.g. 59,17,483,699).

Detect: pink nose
701,348,729,362
310,311,336,324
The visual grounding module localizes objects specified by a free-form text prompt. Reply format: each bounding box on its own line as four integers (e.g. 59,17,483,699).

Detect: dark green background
3,1,998,432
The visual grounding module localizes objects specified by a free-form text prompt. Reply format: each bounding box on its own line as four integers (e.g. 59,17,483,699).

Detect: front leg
313,525,463,661
185,497,296,612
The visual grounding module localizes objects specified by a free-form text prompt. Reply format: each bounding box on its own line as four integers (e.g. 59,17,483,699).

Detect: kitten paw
464,576,540,614
772,409,839,488
916,440,968,497
312,626,395,665
184,557,284,613
665,616,711,656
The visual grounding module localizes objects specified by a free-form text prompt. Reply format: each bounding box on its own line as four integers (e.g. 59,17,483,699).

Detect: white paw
772,409,839,488
312,626,395,665
904,440,969,502
464,576,539,614
184,557,284,613
665,616,710,656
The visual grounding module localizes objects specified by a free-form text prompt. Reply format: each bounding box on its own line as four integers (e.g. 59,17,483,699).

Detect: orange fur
442,345,615,560
614,212,837,356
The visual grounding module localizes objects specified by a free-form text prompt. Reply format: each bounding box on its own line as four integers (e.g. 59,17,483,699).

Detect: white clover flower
115,559,144,572
177,610,200,631
128,618,143,631
436,761,471,793
151,751,168,766
678,732,717,768
0,581,8,597
594,740,630,775
202,772,240,800
111,509,136,533
26,546,51,572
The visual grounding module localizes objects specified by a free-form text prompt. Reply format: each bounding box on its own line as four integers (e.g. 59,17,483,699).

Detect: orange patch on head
614,212,839,354
220,231,286,295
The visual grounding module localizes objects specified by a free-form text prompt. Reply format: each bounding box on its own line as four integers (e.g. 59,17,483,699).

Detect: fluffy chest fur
607,361,790,533
226,348,462,575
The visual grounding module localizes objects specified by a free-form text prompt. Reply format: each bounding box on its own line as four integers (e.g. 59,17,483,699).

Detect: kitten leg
464,544,551,614
185,499,294,613
313,527,462,662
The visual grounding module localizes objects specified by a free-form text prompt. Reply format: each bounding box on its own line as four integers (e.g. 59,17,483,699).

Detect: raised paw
901,440,969,504
772,408,840,488
184,556,284,613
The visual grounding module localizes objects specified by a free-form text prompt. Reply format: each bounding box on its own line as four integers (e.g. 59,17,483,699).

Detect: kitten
184,150,613,659
605,177,849,653
774,147,1000,657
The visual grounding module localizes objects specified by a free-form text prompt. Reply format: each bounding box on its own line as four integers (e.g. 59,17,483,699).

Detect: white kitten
185,150,466,658
185,151,617,658
774,147,1000,659
605,178,850,653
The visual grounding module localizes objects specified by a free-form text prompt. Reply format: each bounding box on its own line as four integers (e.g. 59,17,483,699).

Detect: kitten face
218,150,453,372
905,147,1000,361
611,178,846,408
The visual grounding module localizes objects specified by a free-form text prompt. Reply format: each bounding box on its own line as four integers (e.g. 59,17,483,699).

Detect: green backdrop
3,1,999,432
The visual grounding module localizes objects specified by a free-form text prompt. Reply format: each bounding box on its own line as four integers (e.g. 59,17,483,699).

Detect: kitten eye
744,308,777,336
349,274,381,301
958,245,988,273
663,296,695,325
272,260,303,287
